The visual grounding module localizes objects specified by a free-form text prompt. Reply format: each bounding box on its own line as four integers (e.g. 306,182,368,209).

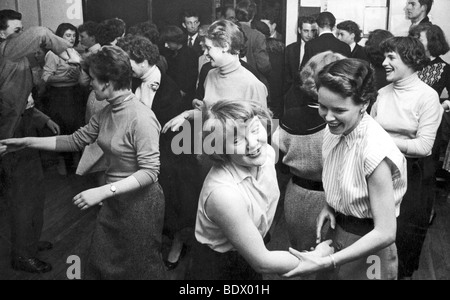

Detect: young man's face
404,0,427,22
337,30,355,46
79,31,96,49
183,16,200,35
0,19,23,39
299,23,314,43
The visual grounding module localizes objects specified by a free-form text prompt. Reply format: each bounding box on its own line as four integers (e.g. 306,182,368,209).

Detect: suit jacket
284,41,302,93
301,33,352,69
241,23,272,81
351,44,369,62
188,34,203,57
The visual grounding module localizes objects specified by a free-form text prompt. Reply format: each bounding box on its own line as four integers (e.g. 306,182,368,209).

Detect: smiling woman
371,36,443,279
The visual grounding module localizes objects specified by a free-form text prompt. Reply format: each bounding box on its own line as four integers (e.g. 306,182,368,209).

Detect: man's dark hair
298,16,315,30
117,35,160,65
128,21,160,45
181,9,200,22
235,0,257,22
160,25,187,45
419,0,434,15
0,9,22,31
78,21,99,38
316,12,336,29
337,20,362,43
260,8,278,25
105,18,126,38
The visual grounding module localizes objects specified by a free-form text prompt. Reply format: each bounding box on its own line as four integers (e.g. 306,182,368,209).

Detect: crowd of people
0,0,449,280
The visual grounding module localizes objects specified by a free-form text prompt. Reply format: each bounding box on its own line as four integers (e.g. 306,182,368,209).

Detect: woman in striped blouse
285,59,407,280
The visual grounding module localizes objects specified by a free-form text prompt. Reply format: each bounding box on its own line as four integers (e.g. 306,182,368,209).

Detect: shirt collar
350,42,357,52
88,43,101,53
319,30,333,37
328,113,369,150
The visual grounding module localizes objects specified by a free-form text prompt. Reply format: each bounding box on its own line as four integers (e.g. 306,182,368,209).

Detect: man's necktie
188,37,193,48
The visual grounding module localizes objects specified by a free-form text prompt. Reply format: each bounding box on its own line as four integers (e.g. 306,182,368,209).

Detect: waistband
335,212,374,236
292,175,324,191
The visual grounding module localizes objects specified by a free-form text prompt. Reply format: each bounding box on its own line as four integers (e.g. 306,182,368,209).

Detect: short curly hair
380,36,429,71
409,24,450,58
317,58,378,106
365,29,394,67
207,19,245,55
116,35,160,65
202,99,272,165
160,25,187,45
55,23,79,47
128,21,160,45
84,46,132,91
299,51,346,100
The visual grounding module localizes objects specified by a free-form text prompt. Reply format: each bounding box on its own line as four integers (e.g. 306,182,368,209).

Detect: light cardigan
203,58,268,108
371,73,443,158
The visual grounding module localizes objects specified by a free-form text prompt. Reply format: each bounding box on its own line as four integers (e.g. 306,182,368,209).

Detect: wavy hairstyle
380,36,429,71
201,100,272,164
84,46,132,91
409,23,450,58
299,51,347,100
207,19,246,55
317,58,378,106
337,20,362,43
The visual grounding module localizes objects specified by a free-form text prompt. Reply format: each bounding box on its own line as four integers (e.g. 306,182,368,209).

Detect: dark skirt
396,156,435,278
84,182,167,280
186,241,262,281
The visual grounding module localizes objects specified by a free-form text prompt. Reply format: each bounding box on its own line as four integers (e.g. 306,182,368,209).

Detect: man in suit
337,20,369,62
405,0,433,28
300,12,351,69
260,8,283,42
236,0,272,86
181,10,203,57
284,16,315,92
1,9,73,274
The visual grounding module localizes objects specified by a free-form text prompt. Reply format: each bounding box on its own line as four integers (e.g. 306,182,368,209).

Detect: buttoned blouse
322,114,407,219
195,146,280,253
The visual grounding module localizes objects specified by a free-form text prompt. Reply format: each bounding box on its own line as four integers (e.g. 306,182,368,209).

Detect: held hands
316,205,336,244
192,99,205,110
283,240,335,278
0,138,29,157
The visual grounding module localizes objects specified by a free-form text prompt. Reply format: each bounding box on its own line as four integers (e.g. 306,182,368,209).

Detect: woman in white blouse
371,37,443,280
285,59,407,280
186,100,333,280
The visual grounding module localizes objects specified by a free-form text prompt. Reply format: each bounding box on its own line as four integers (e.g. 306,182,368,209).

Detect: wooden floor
1,166,450,280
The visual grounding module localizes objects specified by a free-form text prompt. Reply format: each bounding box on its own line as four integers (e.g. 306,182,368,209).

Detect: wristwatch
109,184,117,197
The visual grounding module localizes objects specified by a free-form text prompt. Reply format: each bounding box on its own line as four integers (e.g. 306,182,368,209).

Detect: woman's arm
42,52,79,84
206,187,299,275
285,159,397,277
393,95,443,157
73,175,141,210
162,109,198,133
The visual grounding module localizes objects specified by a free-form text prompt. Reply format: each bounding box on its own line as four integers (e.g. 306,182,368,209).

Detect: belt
335,212,374,236
292,175,323,191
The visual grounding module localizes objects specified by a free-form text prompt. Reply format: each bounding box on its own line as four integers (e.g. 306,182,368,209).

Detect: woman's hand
192,99,204,110
283,248,331,278
46,119,61,135
73,187,107,210
312,240,335,257
316,205,336,244
0,138,29,156
442,100,450,112
162,114,187,134
66,67,80,80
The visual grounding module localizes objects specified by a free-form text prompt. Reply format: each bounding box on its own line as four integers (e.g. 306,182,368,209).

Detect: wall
0,0,83,31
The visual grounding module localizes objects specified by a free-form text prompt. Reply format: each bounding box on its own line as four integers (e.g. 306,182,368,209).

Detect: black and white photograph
1,0,450,283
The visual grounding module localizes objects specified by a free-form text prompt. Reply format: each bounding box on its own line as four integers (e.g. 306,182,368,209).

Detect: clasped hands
283,205,337,278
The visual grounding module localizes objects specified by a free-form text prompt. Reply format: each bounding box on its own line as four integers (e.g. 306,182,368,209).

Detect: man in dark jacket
405,0,433,28
300,12,351,69
337,20,369,62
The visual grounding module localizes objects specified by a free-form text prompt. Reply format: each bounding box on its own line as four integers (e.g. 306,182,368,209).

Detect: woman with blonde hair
186,100,333,280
